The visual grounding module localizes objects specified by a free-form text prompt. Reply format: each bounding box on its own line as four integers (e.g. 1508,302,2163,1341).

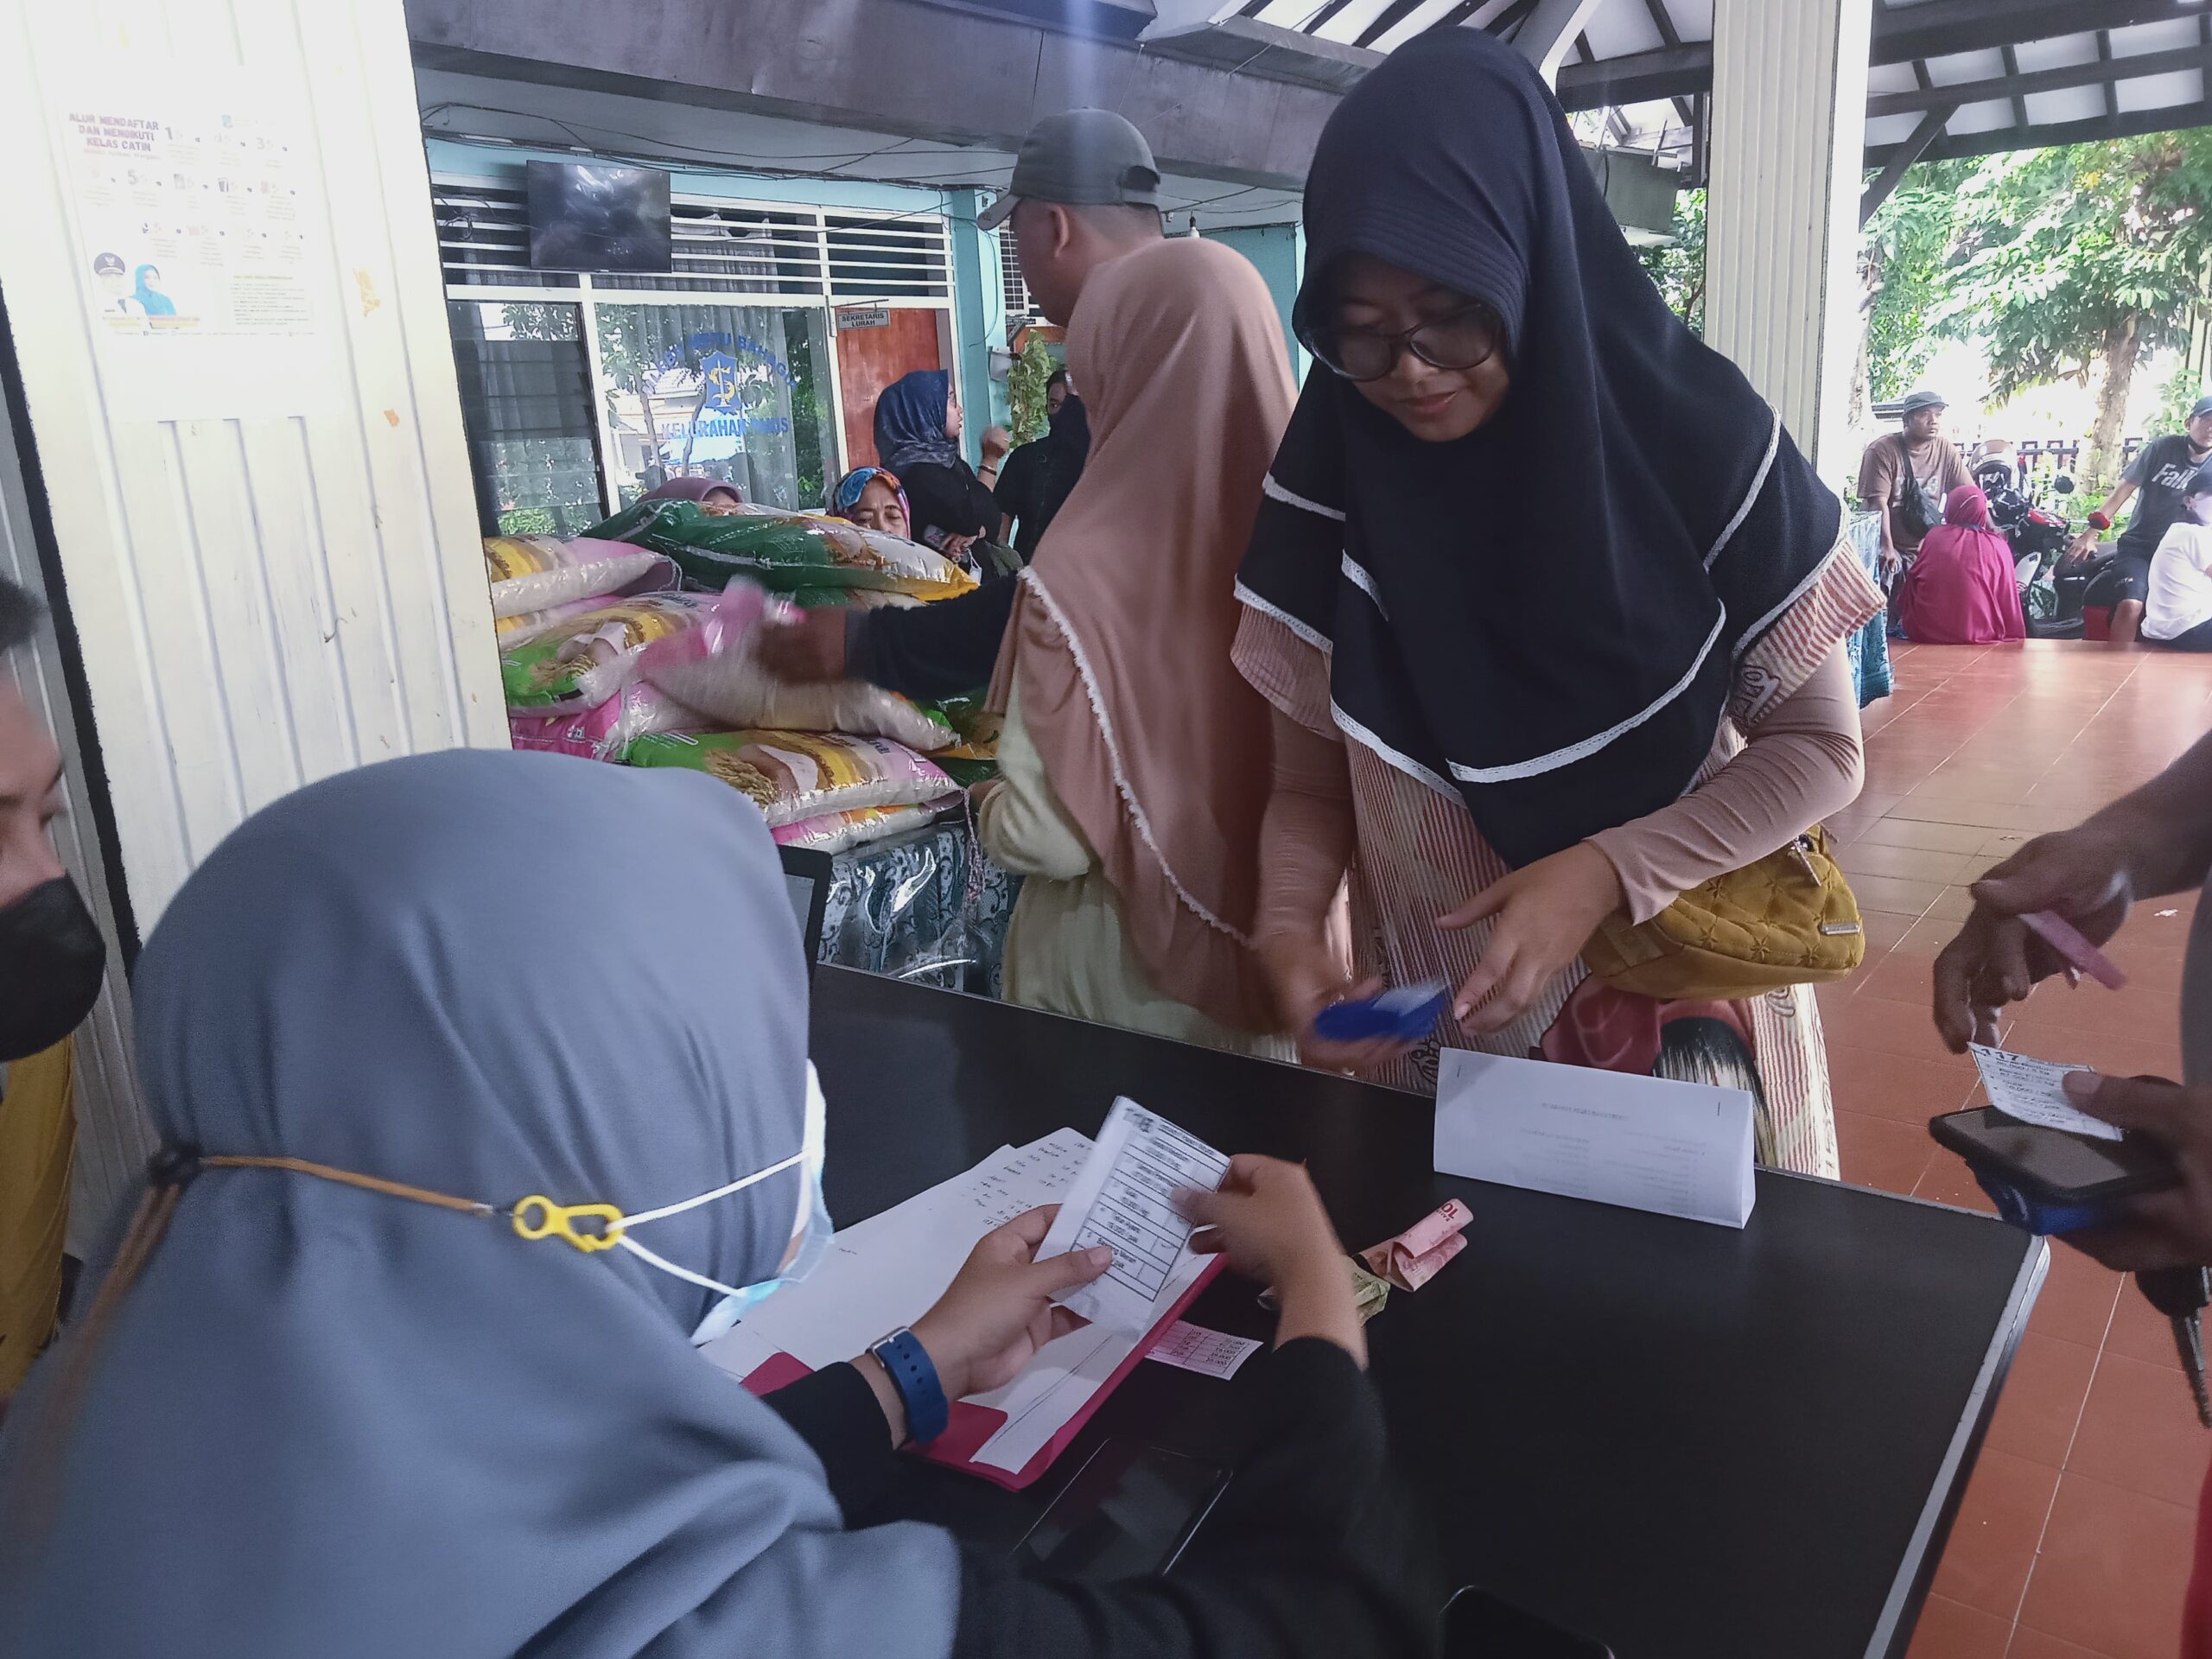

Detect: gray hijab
0,750,957,1657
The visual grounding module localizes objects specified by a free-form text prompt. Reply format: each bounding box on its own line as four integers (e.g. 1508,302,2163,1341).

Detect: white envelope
1433,1049,1757,1229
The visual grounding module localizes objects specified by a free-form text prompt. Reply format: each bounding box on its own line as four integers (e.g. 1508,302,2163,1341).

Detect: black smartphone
1930,1106,2179,1206
1442,1586,1616,1657
1016,1440,1230,1579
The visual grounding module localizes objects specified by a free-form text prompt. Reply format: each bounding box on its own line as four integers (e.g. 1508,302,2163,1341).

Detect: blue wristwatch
869,1327,950,1445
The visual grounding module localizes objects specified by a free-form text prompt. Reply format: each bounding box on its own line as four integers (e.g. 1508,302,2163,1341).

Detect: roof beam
1869,0,2205,67
1865,96,2212,168
1557,0,2210,114
1513,0,1607,85
1999,44,2030,130
1632,0,1695,124
1866,41,2212,117
1554,41,1707,110
407,0,1344,189
2098,30,2122,118
1859,103,1955,227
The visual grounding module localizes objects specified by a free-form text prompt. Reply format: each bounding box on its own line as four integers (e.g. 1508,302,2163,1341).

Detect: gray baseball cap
978,110,1161,232
1898,389,1948,418
2190,393,2212,422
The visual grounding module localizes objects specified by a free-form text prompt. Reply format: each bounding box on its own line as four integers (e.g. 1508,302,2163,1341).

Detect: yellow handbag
1580,827,1865,1002
0,1037,73,1394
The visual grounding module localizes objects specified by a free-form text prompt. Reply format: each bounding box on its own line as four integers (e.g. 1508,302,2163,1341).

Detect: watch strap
869,1327,950,1445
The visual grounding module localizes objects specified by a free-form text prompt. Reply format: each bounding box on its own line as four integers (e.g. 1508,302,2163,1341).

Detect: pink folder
741,1258,1226,1491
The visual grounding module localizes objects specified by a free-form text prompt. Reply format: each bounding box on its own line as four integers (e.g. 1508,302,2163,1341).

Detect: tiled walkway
1827,643,2212,1659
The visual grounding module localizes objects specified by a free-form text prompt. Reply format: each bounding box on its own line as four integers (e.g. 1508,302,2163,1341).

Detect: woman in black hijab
1234,28,1883,1173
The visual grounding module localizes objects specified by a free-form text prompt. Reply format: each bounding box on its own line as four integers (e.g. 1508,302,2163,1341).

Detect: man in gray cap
761,111,1169,693
1858,389,1970,577
979,109,1165,327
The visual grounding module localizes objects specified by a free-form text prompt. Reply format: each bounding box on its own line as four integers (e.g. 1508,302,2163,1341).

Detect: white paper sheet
1145,1320,1263,1380
702,1133,1090,1379
1433,1049,1756,1229
1036,1098,1230,1335
701,1127,1208,1476
1971,1045,2121,1141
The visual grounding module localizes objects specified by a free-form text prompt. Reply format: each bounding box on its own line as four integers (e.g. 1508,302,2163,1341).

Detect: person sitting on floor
0,750,1436,1659
1897,484,2026,645
2145,461,2212,652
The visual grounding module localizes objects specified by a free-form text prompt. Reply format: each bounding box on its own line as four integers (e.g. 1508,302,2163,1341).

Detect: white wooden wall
1703,0,1873,479
0,0,507,1232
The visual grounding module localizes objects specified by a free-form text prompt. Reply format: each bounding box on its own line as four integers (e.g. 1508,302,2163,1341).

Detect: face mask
660,1062,831,1345
0,876,106,1063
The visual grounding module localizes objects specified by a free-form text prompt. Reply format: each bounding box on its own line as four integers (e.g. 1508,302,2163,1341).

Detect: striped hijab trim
1262,473,1346,522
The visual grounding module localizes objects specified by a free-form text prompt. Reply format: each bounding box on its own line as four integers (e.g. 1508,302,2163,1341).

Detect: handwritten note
1433,1050,1757,1229
1038,1099,1230,1334
1145,1320,1262,1380
1971,1045,2120,1141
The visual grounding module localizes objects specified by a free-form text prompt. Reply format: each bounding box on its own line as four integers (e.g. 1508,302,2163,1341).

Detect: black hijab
1239,27,1842,868
1042,392,1092,460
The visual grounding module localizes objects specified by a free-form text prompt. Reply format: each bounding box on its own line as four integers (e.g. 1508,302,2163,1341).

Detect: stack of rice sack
490,496,994,858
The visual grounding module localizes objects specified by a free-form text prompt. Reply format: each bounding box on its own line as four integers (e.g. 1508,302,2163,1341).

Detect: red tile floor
1825,641,2212,1659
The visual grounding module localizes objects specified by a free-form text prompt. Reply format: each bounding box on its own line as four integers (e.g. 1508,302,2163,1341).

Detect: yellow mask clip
512,1194,627,1253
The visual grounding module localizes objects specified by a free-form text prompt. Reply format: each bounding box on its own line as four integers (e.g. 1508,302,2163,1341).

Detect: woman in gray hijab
0,750,1433,1659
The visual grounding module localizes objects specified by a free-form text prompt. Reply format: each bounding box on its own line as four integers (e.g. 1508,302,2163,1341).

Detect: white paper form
701,1133,1089,1382
701,1128,1210,1476
1971,1045,2121,1141
1036,1099,1231,1335
1433,1049,1757,1229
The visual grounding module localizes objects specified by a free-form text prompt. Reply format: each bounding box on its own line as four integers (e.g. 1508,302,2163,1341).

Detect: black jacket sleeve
761,1362,900,1522
950,1338,1440,1659
845,579,1020,702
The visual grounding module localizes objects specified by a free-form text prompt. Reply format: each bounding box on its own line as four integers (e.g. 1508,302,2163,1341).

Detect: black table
810,968,2044,1659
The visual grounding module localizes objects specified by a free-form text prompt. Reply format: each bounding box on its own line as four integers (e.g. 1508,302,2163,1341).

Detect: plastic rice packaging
588,499,976,601
624,729,954,828
483,536,677,620
495,594,632,648
638,583,957,753
771,801,951,855
508,682,709,761
500,593,717,714
935,697,1001,762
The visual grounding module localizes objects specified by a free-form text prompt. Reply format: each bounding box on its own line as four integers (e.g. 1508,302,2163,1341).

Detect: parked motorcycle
1975,462,2080,636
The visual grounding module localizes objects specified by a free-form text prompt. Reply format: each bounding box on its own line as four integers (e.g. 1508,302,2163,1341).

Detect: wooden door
836,309,944,470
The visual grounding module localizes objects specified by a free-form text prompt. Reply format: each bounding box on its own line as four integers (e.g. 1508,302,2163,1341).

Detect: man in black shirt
2069,395,2212,643
760,112,1164,697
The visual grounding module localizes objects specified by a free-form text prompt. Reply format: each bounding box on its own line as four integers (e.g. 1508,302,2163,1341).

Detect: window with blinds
432,180,954,305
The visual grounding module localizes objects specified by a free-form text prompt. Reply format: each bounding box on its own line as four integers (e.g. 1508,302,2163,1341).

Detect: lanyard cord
201,1154,501,1218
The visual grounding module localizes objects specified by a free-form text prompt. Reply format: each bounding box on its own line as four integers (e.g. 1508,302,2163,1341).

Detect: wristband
869,1327,949,1444
2088,512,2112,531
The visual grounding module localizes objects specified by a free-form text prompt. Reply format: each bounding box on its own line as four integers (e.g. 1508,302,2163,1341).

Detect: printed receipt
1038,1098,1230,1335
1146,1320,1262,1380
1971,1045,2121,1142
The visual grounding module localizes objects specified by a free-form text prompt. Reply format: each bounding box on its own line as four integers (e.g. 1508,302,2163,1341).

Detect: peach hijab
989,236,1295,1033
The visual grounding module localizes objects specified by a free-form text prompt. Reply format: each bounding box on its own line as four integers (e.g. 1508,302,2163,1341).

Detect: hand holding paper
912,1206,1116,1398
1037,1100,1230,1335
1971,1044,2121,1142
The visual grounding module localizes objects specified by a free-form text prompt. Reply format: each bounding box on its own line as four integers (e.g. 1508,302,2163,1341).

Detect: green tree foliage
1925,133,2212,474
1007,334,1059,445
1858,161,1974,405
1637,188,1705,335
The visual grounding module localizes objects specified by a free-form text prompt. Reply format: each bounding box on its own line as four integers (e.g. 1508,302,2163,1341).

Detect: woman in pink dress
1898,484,2025,644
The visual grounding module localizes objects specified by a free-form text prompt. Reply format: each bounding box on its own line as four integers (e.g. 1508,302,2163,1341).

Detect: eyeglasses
1306,302,1503,384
